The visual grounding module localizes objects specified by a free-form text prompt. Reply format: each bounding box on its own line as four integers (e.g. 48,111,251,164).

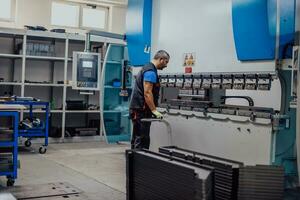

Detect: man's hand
152,110,163,119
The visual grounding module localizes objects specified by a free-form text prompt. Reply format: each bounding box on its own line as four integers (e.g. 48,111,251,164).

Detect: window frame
80,4,109,31
50,1,80,28
0,0,16,22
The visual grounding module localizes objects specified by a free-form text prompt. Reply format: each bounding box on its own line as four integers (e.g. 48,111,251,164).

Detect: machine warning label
183,53,195,73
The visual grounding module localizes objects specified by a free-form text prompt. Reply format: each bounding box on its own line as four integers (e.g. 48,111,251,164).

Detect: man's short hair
153,50,170,60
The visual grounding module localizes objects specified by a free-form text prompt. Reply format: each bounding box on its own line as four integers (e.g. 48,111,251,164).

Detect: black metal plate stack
238,165,284,200
159,146,243,200
126,150,214,200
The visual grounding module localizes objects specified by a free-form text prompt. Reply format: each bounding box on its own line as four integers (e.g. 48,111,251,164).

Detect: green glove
152,110,163,119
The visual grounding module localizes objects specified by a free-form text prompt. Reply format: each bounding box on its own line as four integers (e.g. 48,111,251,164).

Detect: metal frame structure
0,27,126,142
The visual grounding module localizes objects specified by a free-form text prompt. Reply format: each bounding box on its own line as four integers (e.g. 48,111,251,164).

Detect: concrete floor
1,141,300,200
0,142,129,200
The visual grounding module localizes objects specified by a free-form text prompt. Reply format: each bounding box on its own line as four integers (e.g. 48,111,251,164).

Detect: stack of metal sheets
126,150,214,200
159,146,243,200
238,165,284,200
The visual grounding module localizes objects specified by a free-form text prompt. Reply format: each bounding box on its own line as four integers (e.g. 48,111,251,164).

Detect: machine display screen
82,61,93,68
78,58,97,80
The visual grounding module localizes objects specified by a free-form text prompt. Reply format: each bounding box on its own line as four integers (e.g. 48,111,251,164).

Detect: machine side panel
126,0,152,66
279,0,296,59
232,0,296,60
232,0,276,60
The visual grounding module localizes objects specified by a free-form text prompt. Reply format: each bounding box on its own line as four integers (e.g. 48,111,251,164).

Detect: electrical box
72,52,101,90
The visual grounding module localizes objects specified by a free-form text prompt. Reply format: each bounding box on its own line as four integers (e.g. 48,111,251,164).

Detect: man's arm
143,81,156,111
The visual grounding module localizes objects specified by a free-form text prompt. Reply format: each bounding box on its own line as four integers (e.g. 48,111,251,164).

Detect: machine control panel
245,74,257,90
72,52,101,90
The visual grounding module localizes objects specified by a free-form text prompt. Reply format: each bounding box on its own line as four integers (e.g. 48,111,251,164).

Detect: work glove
152,110,163,119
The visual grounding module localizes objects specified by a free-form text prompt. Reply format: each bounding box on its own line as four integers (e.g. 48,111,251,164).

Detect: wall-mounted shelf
0,82,22,86
23,109,63,113
65,110,100,113
104,85,130,89
25,55,67,61
0,53,22,59
24,83,65,87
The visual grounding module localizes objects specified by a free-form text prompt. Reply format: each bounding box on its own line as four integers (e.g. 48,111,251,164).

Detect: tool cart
0,101,49,154
0,111,19,186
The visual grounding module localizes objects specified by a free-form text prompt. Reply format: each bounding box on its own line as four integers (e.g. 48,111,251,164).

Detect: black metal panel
159,146,242,200
126,150,213,200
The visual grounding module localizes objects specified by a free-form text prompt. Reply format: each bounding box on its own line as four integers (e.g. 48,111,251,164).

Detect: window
51,2,80,28
0,0,14,21
82,7,108,30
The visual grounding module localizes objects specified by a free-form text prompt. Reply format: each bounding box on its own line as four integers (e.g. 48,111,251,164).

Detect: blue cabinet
126,0,152,66
101,44,132,143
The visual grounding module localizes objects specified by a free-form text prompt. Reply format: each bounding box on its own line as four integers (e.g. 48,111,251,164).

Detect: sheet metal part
159,146,243,200
238,165,284,200
126,150,214,200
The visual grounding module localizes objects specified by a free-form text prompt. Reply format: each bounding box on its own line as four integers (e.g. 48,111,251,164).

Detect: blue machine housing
232,0,295,61
126,0,152,66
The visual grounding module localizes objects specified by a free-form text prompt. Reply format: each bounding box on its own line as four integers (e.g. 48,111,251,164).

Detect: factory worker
129,50,170,149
